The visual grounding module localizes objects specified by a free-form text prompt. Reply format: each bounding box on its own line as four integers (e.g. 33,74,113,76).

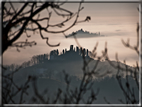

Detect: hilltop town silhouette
67,29,102,38
50,45,90,60
20,45,91,68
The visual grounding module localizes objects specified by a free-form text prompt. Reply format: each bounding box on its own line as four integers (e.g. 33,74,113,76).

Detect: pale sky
2,2,140,66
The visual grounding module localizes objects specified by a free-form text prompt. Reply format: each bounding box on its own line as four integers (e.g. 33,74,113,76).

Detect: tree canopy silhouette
2,1,91,54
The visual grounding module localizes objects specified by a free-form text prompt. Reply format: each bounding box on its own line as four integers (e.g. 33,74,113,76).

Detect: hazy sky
2,2,139,66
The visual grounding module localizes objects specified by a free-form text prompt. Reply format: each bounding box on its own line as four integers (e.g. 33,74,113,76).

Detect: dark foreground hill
3,45,138,104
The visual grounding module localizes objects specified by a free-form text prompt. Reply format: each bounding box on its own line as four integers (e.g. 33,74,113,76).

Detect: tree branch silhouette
2,1,90,54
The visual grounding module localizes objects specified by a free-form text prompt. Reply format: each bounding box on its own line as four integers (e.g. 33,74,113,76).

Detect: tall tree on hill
56,49,59,56
62,49,65,54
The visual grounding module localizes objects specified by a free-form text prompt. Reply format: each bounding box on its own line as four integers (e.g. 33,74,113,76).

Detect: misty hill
3,45,138,104
4,45,134,79
67,29,105,38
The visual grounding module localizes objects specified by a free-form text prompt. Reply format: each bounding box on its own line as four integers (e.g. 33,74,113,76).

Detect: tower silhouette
70,45,73,51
